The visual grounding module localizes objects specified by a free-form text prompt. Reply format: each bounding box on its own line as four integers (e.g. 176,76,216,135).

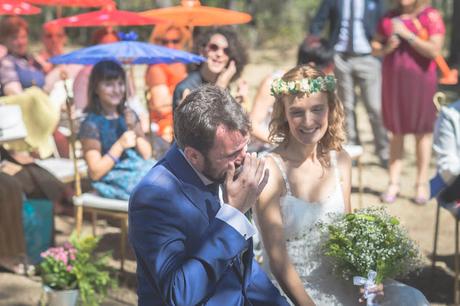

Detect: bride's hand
359,284,384,303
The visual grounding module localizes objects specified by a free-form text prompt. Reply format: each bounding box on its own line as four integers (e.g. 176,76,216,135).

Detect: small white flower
300,79,310,92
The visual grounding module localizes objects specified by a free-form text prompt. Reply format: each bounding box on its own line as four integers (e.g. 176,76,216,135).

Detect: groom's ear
184,146,204,170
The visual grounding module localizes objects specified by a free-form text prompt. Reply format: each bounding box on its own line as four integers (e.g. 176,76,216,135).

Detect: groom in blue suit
129,85,288,306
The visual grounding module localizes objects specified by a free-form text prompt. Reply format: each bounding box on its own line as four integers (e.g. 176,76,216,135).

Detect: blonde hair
149,24,192,50
269,65,346,165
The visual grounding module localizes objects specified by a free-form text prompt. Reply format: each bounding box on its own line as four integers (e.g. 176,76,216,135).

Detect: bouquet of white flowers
319,207,422,305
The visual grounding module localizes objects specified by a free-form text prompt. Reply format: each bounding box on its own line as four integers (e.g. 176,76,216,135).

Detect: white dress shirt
335,0,372,54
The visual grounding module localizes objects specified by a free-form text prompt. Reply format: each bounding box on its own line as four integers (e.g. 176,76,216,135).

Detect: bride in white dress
254,65,429,306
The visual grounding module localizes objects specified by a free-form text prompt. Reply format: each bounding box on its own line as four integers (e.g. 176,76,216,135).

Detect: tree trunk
449,0,460,66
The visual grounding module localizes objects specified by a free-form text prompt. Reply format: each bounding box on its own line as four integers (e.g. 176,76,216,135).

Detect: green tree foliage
11,0,454,51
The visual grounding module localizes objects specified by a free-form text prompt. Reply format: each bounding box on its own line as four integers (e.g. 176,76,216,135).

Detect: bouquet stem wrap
353,270,378,306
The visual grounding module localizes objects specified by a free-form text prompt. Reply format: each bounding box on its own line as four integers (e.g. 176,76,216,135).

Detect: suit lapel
164,143,217,219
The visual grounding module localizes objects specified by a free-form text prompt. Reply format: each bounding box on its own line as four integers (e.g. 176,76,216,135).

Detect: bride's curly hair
268,65,346,166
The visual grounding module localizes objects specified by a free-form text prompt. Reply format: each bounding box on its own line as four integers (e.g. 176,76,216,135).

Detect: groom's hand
223,152,269,214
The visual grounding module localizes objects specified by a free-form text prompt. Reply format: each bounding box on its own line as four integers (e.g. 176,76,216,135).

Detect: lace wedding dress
257,152,429,306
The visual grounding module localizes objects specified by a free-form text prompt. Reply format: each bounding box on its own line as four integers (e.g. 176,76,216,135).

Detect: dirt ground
0,49,456,306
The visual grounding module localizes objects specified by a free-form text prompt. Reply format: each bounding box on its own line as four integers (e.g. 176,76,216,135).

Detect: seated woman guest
0,16,45,96
78,60,155,200
0,17,61,159
172,27,248,109
35,23,67,75
145,24,191,143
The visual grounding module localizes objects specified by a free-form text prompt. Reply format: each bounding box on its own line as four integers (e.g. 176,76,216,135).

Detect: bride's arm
337,150,352,213
255,157,316,306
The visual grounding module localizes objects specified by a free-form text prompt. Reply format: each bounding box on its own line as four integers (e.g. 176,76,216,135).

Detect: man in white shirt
129,85,289,306
310,0,389,166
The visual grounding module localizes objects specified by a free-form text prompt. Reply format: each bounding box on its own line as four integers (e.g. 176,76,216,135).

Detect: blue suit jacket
309,0,383,46
129,144,288,306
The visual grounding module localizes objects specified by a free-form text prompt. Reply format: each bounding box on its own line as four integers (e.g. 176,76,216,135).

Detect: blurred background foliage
16,0,458,62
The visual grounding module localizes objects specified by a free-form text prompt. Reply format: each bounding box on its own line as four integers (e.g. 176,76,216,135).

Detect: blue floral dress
78,111,155,200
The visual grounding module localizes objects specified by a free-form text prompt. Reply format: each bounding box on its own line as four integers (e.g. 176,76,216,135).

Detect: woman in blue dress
79,60,155,200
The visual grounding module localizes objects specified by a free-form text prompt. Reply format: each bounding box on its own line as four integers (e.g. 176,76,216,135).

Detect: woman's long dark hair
85,60,127,115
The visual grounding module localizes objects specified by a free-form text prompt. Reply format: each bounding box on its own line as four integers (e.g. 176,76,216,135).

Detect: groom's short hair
174,85,251,155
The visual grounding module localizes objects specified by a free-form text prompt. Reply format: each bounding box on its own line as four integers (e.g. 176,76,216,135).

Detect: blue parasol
50,40,205,65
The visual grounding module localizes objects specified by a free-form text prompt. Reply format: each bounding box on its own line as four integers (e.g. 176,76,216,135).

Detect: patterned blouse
0,53,45,96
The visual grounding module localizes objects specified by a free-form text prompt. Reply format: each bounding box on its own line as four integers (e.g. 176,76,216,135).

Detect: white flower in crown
279,81,289,94
287,81,296,93
300,79,310,93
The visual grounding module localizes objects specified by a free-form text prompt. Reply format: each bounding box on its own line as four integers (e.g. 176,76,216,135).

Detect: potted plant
39,233,116,306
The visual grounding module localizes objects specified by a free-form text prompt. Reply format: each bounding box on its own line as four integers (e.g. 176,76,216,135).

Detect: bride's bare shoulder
259,151,286,197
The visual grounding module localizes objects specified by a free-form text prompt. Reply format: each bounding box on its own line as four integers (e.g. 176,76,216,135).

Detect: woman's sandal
414,183,429,205
380,183,400,204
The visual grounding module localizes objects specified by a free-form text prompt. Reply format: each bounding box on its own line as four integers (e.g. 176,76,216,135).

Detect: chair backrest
61,77,83,196
433,91,458,111
434,81,460,111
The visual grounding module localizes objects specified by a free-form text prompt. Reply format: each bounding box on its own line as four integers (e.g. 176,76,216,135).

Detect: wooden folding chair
63,82,129,272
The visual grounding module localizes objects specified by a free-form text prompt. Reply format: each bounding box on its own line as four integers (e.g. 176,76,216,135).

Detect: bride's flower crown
270,75,336,96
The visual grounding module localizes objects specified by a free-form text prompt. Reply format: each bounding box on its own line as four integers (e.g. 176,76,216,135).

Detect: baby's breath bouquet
319,207,421,287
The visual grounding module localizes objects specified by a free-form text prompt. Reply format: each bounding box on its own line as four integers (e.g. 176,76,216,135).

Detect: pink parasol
26,0,113,8
0,1,41,15
45,5,165,28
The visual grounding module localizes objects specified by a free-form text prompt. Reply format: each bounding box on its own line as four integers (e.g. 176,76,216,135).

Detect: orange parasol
26,0,113,7
141,0,252,27
0,1,41,15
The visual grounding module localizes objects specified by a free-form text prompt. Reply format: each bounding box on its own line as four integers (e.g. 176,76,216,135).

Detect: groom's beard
202,154,226,184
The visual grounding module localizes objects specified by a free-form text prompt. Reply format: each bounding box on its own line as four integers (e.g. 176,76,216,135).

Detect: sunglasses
206,43,230,56
158,38,181,45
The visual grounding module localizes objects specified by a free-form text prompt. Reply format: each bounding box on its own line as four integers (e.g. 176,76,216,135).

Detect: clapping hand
223,152,269,214
391,18,413,41
118,130,136,149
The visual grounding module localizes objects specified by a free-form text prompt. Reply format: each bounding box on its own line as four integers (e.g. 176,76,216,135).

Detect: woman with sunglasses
145,25,192,144
172,27,248,110
35,23,68,75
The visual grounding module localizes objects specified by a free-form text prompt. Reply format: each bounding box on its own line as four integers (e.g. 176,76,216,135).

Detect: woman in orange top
145,24,191,143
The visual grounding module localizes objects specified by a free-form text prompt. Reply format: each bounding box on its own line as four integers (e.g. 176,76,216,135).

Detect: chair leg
455,219,459,305
120,217,128,272
75,206,83,235
432,203,441,273
91,211,97,236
